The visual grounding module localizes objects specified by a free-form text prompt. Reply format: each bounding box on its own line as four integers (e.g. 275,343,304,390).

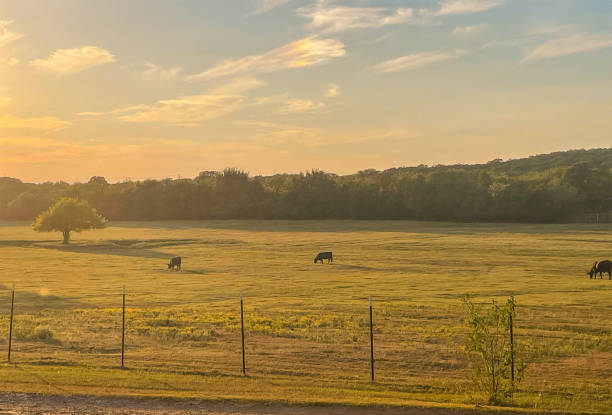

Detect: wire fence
1,285,611,388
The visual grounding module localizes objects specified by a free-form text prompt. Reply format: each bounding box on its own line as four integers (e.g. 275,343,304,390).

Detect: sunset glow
1,0,611,182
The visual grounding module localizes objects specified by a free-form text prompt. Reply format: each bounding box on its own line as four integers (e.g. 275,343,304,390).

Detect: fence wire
1,289,611,390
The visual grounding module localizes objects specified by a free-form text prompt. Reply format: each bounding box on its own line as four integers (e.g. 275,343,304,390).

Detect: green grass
0,220,611,413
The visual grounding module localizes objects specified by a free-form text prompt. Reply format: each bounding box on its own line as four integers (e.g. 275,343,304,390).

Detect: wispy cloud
0,21,22,72
527,25,574,36
480,36,537,51
280,99,326,114
0,114,70,130
212,77,266,94
324,83,340,98
118,96,244,125
374,50,466,73
298,1,413,34
0,20,22,48
31,46,116,74
241,121,399,147
76,111,104,119
238,121,324,146
143,62,182,79
187,37,345,81
452,24,487,36
523,32,612,62
237,81,336,115
112,78,265,126
251,0,293,14
430,0,502,16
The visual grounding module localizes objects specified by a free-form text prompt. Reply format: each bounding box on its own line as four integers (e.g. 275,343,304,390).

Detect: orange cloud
187,37,345,81
31,46,116,74
83,78,266,126
0,114,70,130
0,20,22,48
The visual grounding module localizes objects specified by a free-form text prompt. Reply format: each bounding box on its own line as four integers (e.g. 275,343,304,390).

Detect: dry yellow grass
0,220,611,413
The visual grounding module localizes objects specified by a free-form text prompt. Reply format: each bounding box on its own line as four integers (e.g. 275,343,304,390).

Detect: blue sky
1,0,611,182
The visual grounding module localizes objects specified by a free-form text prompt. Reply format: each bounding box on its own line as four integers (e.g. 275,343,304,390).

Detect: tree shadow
37,244,171,259
181,269,206,275
0,239,59,247
108,220,612,234
17,239,203,260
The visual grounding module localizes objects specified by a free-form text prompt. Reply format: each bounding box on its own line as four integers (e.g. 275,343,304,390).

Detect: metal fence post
369,296,374,382
7,283,15,363
509,313,515,386
240,294,246,375
121,285,126,369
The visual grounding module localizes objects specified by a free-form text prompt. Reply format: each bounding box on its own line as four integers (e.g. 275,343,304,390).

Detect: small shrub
32,327,54,341
462,295,526,404
16,326,57,343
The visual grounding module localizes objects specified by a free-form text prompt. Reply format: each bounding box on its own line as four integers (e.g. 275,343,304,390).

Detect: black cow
314,252,333,264
588,260,611,279
168,256,182,270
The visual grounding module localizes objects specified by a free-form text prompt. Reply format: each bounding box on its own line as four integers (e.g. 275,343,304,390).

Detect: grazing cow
314,252,333,264
168,256,181,271
588,260,612,279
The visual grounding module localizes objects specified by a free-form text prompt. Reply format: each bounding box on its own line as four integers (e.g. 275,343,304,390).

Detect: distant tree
32,198,107,244
196,170,217,179
88,176,108,185
1,148,612,222
5,191,54,220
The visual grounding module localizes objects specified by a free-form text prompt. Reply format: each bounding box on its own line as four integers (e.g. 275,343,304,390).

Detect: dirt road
0,393,560,415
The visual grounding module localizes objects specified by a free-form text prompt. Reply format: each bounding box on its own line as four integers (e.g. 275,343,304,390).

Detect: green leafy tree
32,198,107,244
462,296,526,404
3,148,612,222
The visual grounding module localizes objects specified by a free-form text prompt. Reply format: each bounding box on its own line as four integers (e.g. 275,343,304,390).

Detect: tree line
1,148,612,223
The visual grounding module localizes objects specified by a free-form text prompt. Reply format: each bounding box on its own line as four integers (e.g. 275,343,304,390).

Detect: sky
1,0,611,183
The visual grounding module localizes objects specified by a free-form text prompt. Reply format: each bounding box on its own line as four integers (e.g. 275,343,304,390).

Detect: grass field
0,220,611,413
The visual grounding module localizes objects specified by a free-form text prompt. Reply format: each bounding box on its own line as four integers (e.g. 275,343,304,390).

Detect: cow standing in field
588,260,612,279
314,252,333,264
168,256,181,271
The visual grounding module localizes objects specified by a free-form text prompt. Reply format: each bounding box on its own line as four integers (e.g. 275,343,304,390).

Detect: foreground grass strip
0,363,607,414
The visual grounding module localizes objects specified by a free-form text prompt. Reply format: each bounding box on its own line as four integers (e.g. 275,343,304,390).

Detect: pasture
0,221,611,413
